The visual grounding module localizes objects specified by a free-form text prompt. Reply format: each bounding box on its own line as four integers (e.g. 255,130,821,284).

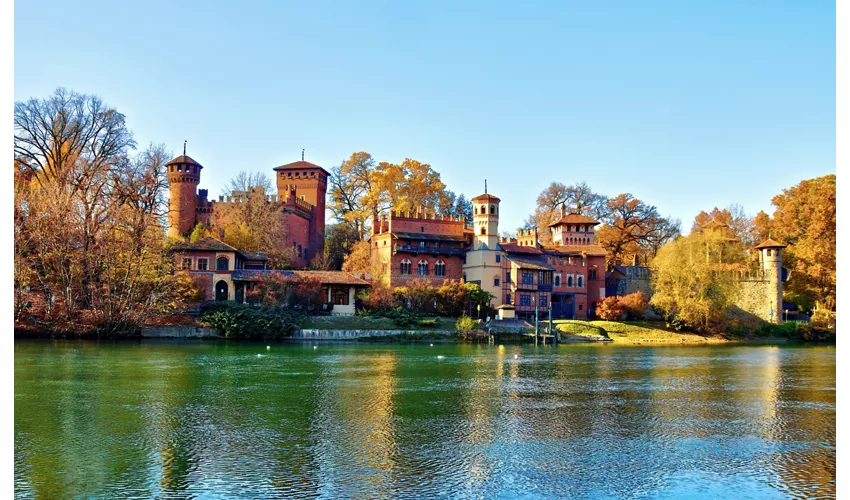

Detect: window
522,272,534,286
577,275,584,288
496,254,501,263
589,268,597,280
418,260,428,276
506,292,511,304
298,244,302,257
555,275,561,287
182,258,192,270
332,289,350,305
400,259,411,275
197,258,208,271
474,206,478,215
540,295,548,307
216,257,229,271
578,304,583,311
481,227,487,235
435,260,446,276
567,275,573,287
505,270,512,283
766,249,772,256
538,271,552,285
520,294,532,306
490,205,495,214
494,277,500,286
419,241,425,248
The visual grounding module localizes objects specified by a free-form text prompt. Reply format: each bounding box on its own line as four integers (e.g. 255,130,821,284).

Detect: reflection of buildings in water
311,352,398,497
755,347,782,440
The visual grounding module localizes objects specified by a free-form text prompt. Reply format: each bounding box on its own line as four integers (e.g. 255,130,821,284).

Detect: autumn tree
341,239,374,277
753,175,836,312
692,204,756,247
526,182,609,245
209,173,294,268
649,231,746,332
597,193,680,267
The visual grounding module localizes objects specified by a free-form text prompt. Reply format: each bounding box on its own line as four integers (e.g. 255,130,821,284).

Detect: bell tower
166,147,202,239
471,190,500,250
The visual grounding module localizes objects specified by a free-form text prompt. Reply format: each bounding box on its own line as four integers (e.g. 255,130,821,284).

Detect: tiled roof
548,213,600,227
292,271,371,286
239,250,269,261
542,244,607,257
231,269,370,286
173,237,238,252
273,160,330,176
470,193,501,202
504,255,555,271
755,238,787,249
498,242,543,255
166,155,203,167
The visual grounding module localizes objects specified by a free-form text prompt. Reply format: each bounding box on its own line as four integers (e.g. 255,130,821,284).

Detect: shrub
455,315,477,334
596,296,626,321
618,291,648,320
418,318,440,328
356,282,396,313
199,302,303,339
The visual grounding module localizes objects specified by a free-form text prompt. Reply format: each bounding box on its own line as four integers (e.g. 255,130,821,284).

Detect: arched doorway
215,280,229,301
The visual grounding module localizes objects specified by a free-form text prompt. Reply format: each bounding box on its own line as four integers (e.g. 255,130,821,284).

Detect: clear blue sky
15,0,835,233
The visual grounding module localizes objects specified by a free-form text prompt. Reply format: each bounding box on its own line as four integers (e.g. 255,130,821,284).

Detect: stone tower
471,193,500,249
166,154,203,239
755,238,786,324
273,159,329,256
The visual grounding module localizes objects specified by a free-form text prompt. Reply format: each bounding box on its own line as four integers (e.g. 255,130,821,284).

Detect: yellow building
462,192,503,305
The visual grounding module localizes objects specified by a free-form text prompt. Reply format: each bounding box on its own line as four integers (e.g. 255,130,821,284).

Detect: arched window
435,260,445,276
298,244,302,257
216,256,229,271
555,275,561,287
490,205,495,214
567,275,573,287
474,206,478,215
589,268,597,280
400,259,411,275
766,249,772,256
481,227,487,235
577,275,584,288
418,260,428,276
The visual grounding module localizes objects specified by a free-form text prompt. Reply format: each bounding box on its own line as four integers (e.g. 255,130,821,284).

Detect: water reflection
14,341,835,499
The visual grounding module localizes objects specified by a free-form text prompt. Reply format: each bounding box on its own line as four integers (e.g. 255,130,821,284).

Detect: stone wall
141,326,222,338
736,280,775,322
295,329,456,340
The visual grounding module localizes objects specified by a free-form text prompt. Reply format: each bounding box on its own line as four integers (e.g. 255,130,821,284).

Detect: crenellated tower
166,153,203,239
273,158,329,257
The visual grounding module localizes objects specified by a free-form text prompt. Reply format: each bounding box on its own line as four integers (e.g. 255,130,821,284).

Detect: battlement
371,209,465,237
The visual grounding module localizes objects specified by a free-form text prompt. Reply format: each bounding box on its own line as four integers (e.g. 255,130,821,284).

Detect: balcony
394,244,466,257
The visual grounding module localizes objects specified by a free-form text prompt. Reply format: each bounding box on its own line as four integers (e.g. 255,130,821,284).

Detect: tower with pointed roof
471,192,500,250
755,238,786,323
166,153,203,238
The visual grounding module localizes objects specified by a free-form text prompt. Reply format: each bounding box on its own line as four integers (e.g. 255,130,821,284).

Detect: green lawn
554,319,725,343
302,315,458,331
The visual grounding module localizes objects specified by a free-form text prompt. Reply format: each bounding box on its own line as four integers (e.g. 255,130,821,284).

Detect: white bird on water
313,346,318,349
266,346,271,350
257,354,262,358
513,354,518,359
437,355,445,359
430,344,434,347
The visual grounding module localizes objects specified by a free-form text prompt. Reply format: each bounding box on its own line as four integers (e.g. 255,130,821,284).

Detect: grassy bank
554,320,728,343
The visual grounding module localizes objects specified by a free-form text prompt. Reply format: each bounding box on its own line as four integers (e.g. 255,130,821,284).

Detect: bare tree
222,170,272,196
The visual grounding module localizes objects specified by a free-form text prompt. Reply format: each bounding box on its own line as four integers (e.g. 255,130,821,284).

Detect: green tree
649,231,745,333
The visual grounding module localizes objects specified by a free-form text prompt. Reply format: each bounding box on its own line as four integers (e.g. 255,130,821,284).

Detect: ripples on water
14,342,835,499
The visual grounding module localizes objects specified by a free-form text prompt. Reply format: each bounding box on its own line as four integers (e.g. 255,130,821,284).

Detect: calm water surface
14,341,835,499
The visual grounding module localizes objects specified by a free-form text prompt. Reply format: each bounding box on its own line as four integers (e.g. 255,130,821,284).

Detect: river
14,340,835,499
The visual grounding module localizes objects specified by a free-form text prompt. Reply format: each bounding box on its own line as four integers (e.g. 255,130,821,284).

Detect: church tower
166,149,202,239
755,238,786,323
471,192,500,250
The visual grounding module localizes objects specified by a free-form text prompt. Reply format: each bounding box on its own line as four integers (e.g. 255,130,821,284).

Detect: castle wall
736,280,777,322
168,182,199,238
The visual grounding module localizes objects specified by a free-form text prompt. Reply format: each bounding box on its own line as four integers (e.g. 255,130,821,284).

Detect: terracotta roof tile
548,213,600,227
470,193,501,202
166,155,203,167
755,238,787,249
498,242,543,255
541,244,607,257
273,160,330,176
173,237,238,252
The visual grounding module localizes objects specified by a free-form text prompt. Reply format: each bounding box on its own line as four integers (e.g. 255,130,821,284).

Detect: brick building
369,189,609,319
369,211,468,287
166,151,328,269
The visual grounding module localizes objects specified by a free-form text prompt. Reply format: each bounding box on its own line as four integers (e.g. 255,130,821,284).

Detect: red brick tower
166,153,203,239
274,157,328,257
